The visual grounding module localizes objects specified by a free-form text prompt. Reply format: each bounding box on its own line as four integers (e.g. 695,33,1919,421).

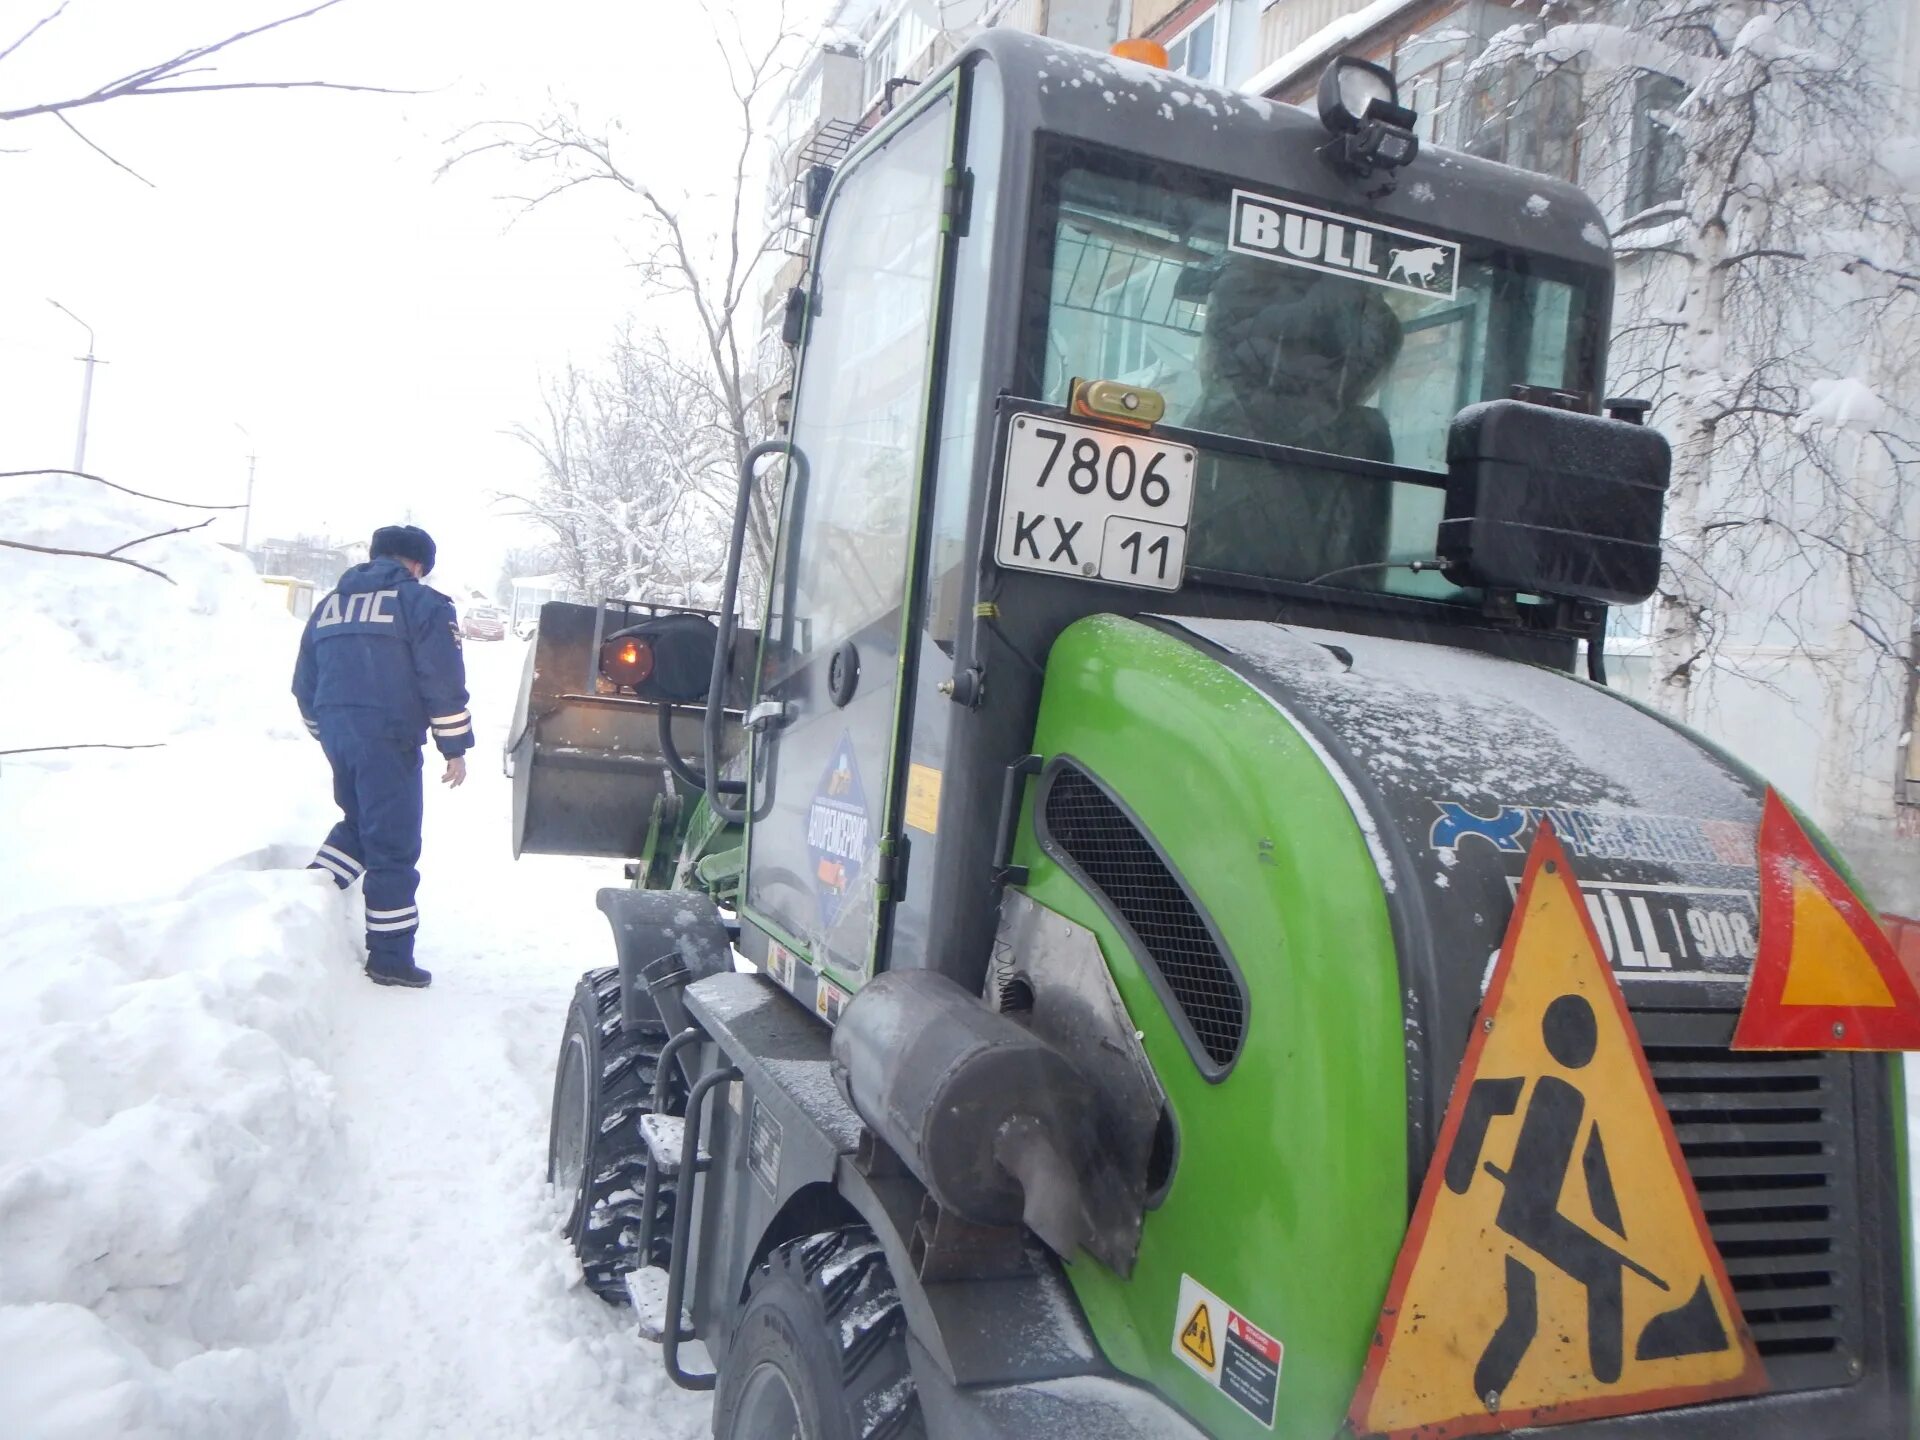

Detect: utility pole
235,422,257,553
48,299,105,473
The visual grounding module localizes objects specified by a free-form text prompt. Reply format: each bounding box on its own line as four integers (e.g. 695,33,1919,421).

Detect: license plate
995,414,1195,592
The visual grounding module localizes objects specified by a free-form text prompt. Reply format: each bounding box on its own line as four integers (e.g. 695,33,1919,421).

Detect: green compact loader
510,30,1912,1440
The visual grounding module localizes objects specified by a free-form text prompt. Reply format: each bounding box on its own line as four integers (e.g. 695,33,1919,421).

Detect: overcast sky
1,0,805,594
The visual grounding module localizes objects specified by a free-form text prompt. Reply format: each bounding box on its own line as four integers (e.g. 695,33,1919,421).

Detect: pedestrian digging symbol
1350,824,1766,1439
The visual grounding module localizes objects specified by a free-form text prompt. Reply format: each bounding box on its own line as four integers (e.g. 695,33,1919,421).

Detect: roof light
1111,38,1168,69
1071,377,1166,429
1317,55,1421,178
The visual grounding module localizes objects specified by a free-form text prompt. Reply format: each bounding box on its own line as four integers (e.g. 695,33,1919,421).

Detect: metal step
639,1113,708,1177
626,1264,694,1344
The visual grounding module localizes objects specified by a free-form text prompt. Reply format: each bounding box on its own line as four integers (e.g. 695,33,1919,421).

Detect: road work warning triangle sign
1732,788,1920,1051
1350,824,1765,1439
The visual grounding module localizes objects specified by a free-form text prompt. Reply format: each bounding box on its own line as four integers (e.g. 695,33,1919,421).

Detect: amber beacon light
1111,38,1168,68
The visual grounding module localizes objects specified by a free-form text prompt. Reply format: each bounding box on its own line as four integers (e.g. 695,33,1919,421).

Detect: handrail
705,441,808,824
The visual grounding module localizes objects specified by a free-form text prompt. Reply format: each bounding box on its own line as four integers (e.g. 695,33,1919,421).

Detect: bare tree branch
0,0,412,126
0,2,69,68
0,537,176,582
52,111,155,186
0,469,246,509
0,742,164,757
104,517,216,557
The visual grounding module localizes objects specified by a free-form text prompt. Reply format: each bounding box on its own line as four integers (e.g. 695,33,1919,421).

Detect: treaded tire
714,1226,925,1440
548,966,684,1303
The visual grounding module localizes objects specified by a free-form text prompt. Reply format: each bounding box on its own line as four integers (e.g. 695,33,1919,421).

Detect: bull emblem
1388,245,1449,288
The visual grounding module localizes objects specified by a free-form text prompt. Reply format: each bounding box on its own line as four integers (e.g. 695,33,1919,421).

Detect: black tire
714,1227,925,1440
548,967,684,1303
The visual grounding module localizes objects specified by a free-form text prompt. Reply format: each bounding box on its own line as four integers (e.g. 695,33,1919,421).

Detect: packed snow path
276,640,712,1439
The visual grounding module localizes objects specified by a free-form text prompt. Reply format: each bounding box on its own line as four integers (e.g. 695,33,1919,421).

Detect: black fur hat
370,524,436,575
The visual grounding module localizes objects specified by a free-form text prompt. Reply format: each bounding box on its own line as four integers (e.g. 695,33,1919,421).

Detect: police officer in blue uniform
293,525,473,988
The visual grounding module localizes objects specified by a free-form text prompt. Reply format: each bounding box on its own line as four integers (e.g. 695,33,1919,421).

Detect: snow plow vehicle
514,30,1913,1440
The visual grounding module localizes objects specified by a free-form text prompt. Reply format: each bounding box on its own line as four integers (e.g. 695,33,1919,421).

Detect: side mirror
599,612,719,704
1437,398,1671,607
781,287,809,348
802,163,834,219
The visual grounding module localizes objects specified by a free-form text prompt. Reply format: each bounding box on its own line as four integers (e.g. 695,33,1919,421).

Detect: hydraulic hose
657,704,744,796
704,440,807,825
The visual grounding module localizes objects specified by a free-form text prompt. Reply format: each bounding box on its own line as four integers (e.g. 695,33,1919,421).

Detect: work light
1317,55,1420,177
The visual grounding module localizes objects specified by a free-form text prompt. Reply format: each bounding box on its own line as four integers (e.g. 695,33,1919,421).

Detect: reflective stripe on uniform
367,916,419,932
310,855,354,884
318,843,364,875
432,723,472,738
430,711,469,726
366,905,418,921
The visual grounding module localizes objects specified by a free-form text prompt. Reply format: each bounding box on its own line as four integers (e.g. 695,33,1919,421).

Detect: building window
862,7,936,108
863,19,900,105
1629,71,1688,216
1457,61,1581,182
1164,10,1217,83
1401,56,1464,143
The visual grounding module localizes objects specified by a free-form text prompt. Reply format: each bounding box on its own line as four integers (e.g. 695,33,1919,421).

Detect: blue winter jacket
292,557,474,757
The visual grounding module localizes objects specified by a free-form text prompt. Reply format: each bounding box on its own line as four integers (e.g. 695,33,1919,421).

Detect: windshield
1021,146,1605,601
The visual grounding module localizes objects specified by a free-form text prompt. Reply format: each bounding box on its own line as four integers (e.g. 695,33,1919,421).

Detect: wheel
548,967,683,1303
715,1227,924,1440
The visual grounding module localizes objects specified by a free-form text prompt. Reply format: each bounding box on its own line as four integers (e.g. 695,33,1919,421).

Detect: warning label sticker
1171,1274,1280,1429
746,1097,782,1198
767,943,797,991
814,978,847,1026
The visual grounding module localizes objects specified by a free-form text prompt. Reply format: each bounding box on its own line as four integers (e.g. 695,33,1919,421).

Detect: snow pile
0,474,333,917
0,474,354,1436
0,870,355,1439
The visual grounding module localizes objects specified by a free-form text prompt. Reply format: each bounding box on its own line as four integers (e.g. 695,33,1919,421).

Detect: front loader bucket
506,601,725,859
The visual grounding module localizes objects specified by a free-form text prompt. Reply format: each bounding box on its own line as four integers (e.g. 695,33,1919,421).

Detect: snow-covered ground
0,479,709,1438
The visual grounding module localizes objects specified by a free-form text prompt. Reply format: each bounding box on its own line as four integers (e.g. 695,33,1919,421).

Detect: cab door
742,88,957,996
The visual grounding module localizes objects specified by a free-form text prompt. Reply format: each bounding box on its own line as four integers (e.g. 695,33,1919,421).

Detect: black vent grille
1636,1008,1864,1392
1041,764,1245,1071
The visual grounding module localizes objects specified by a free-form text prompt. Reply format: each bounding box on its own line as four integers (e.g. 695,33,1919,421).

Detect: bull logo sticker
1228,188,1460,299
806,733,870,929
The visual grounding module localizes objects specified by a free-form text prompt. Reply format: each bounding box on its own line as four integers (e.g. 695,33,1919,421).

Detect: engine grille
1039,763,1245,1073
1635,1007,1864,1393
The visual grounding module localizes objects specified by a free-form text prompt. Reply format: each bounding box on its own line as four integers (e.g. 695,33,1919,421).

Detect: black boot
367,961,433,988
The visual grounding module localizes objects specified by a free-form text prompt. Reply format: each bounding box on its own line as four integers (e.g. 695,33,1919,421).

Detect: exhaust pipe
831,969,1140,1270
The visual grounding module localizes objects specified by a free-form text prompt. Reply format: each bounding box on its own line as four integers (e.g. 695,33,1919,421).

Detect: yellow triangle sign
1180,1301,1216,1370
1350,824,1767,1438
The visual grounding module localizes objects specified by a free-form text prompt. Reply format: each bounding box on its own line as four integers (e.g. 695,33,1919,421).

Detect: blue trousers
309,717,425,969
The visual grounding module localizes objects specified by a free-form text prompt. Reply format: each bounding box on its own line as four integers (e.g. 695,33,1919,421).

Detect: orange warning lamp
599,634,655,689
1111,38,1168,68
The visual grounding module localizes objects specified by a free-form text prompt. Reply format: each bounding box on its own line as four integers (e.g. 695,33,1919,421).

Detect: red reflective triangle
1731,789,1920,1051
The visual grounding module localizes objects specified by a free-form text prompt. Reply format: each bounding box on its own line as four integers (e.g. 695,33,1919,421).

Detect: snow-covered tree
1472,2,1919,718
446,5,800,586
1454,0,1920,885
506,330,736,607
